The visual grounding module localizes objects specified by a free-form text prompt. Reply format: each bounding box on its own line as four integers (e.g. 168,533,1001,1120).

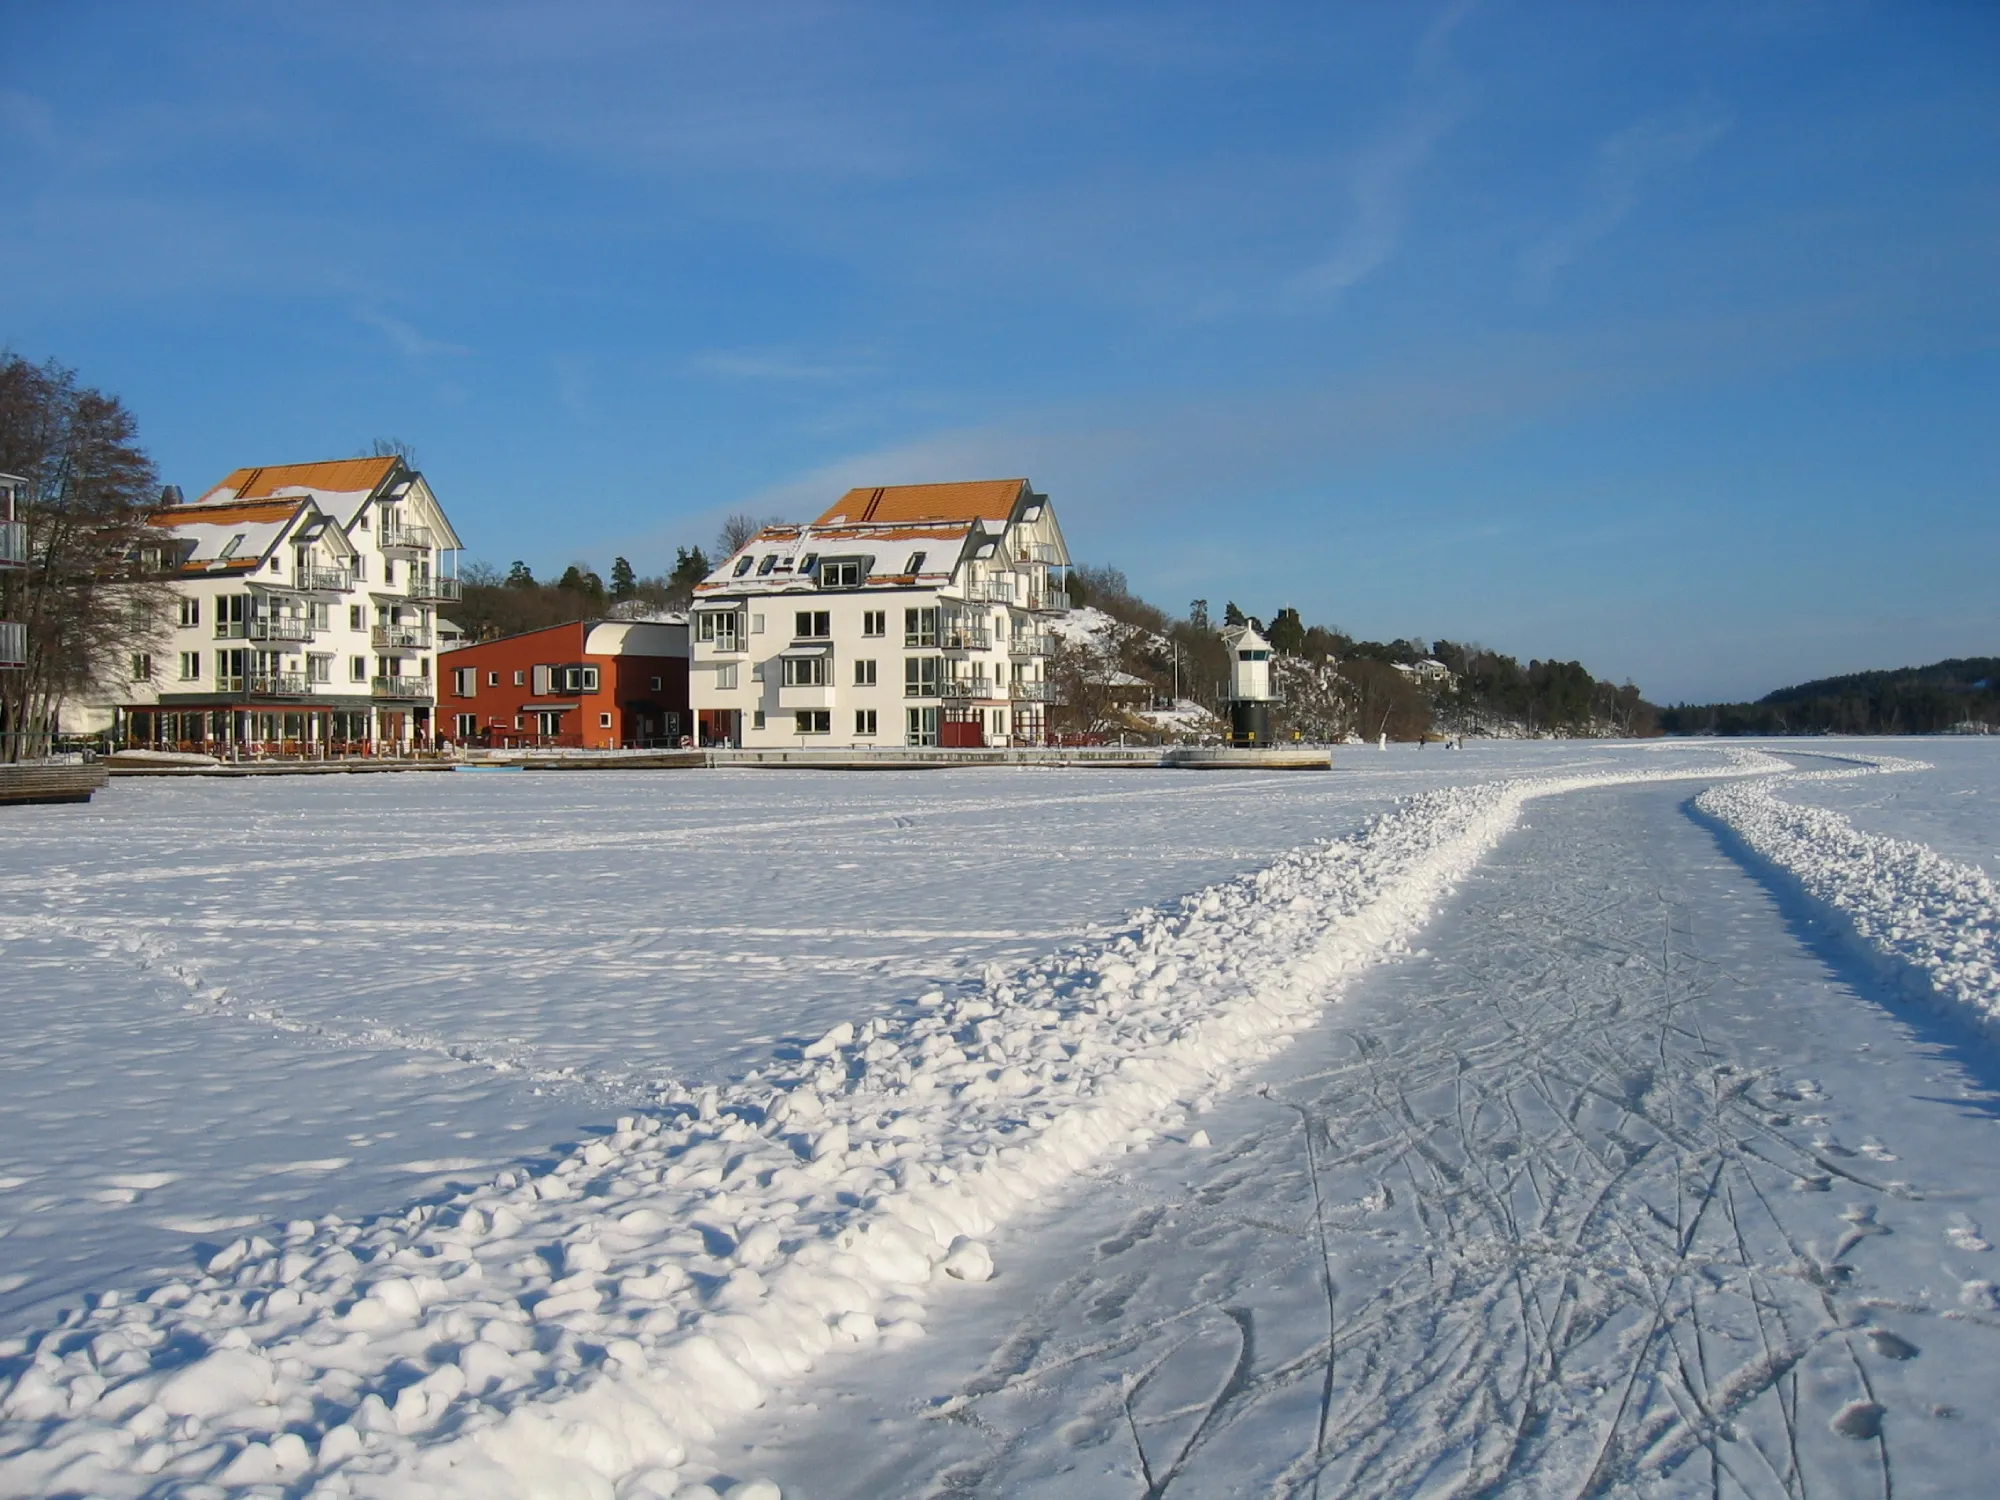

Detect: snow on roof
693,518,976,597
814,479,1028,527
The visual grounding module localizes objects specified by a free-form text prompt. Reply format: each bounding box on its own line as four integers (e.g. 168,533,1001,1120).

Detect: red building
437,618,690,749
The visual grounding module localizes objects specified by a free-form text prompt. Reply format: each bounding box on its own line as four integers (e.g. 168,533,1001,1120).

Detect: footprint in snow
1831,1401,1885,1441
1945,1214,1991,1253
1858,1138,1898,1162
1866,1328,1919,1361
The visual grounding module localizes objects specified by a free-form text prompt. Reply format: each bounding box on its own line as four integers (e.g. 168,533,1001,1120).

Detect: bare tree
0,353,171,759
714,513,775,559
361,437,420,466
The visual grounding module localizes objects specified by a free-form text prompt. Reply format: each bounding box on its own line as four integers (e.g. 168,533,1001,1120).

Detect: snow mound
1698,752,2000,1036
0,749,1777,1499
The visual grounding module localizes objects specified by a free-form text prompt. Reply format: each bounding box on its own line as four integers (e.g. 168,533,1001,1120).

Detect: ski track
6,745,1994,1499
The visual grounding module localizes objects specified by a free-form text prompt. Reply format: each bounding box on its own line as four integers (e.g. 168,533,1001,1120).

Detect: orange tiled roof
147,498,302,529
810,523,972,543
814,479,1026,527
215,457,398,501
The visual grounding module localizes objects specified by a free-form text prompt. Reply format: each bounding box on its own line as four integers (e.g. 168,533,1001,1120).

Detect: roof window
757,554,778,576
904,551,926,574
218,534,245,560
733,555,754,577
798,553,818,574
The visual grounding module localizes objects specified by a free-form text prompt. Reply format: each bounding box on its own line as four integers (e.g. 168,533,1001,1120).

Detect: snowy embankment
1698,752,2000,1036
1,750,1774,1500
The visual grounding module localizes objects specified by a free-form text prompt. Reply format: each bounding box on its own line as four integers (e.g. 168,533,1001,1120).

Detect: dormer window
733,555,754,577
819,558,864,589
904,551,926,574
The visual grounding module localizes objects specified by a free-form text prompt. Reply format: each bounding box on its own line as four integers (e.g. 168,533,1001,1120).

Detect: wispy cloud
357,311,470,359
684,349,878,384
1291,0,1478,299
1522,102,1734,292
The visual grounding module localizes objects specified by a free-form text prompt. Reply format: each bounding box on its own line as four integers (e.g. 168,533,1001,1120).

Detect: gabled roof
815,479,1029,527
203,457,398,505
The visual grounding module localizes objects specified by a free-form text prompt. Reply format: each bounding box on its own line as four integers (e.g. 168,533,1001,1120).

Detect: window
794,610,830,639
350,605,364,630
179,652,201,681
855,709,877,736
454,667,477,697
863,609,886,637
513,715,524,729
854,658,877,686
650,676,662,691
820,558,864,589
488,670,499,686
599,712,613,729
752,709,766,729
904,607,938,647
732,555,754,577
580,666,600,692
794,710,830,735
904,656,941,697
696,611,742,649
903,551,926,575
756,554,777,576
906,706,938,746
214,594,247,638
751,614,765,634
309,601,329,630
358,511,370,531
798,553,818,574
782,655,829,687
453,714,478,739
217,650,246,689
218,534,245,561
1238,648,1270,662
715,662,739,690
178,598,200,628
383,559,396,584
513,670,525,686
351,655,367,682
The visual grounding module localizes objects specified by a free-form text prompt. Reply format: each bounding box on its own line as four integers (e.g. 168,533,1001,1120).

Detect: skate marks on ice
776,780,2000,1500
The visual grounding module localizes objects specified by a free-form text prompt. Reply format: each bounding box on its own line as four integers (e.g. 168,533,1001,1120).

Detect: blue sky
3,1,1994,702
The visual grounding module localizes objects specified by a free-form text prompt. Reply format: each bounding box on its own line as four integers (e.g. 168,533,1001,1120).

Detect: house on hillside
437,618,690,749
88,457,464,754
688,479,1071,748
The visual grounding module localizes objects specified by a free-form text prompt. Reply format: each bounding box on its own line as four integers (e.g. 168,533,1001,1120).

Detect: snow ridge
0,750,1770,1500
1697,752,2000,1038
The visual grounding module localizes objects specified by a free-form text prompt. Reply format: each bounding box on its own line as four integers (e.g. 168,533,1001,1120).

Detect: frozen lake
0,743,1645,1335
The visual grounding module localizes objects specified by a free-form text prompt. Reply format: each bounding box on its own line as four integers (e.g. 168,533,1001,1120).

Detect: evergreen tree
1268,607,1306,655
557,564,604,599
610,556,637,600
1223,600,1247,627
1188,598,1210,633
505,560,535,588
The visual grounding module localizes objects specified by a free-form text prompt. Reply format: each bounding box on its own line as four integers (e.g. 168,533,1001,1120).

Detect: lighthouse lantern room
1220,621,1276,746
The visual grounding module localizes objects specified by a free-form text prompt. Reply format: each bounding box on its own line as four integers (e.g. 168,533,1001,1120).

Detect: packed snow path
731,772,2000,1499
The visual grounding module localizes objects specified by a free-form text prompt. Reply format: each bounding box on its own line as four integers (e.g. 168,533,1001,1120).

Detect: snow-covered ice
2,740,1998,1497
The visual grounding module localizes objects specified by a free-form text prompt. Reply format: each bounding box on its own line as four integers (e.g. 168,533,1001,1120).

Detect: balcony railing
248,617,314,643
0,521,24,569
372,676,433,699
1014,543,1063,566
0,621,24,668
1011,680,1061,702
380,524,434,552
214,621,248,640
404,575,461,602
1008,633,1053,657
371,625,433,650
940,677,998,700
294,566,355,593
248,673,312,697
939,626,992,653
961,579,1015,605
1028,590,1070,613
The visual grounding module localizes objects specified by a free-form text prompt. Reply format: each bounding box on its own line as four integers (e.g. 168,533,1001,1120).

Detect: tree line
1660,658,1999,736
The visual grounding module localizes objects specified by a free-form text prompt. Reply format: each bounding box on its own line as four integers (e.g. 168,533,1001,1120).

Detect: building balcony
0,520,24,569
371,625,434,651
248,673,313,697
248,617,315,643
0,620,24,668
939,626,992,653
961,579,1015,605
294,566,355,594
940,677,999,701
404,575,461,602
380,524,434,552
1014,542,1063,566
1011,680,1062,703
1027,589,1070,613
372,676,433,699
776,683,836,710
1008,633,1053,657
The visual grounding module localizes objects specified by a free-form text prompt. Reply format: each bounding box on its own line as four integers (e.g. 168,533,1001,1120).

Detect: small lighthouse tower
1220,621,1276,746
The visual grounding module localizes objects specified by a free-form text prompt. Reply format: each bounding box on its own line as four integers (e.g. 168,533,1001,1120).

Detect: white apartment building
689,479,1071,748
101,457,464,753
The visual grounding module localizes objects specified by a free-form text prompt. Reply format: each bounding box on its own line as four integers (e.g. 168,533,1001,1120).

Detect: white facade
94,457,465,752
689,480,1071,748
1222,622,1275,702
